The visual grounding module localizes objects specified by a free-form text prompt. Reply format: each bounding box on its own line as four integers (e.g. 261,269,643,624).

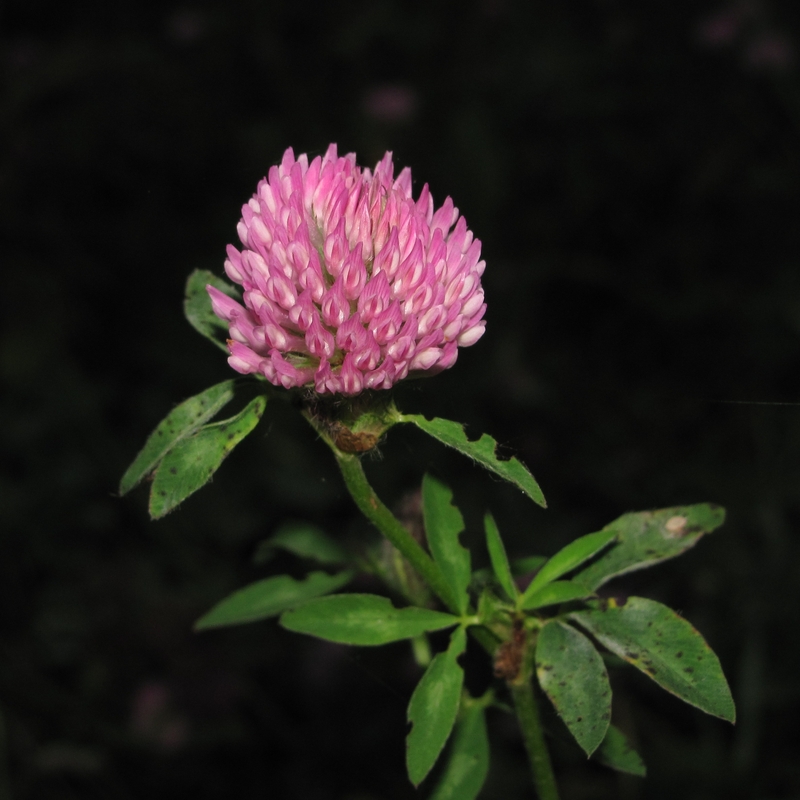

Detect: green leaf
253,522,349,566
119,380,236,496
407,627,467,786
535,620,611,756
571,504,726,591
400,414,546,507
511,555,547,576
428,703,489,800
520,579,594,611
149,395,266,519
194,571,353,629
280,594,459,646
594,725,646,777
184,268,239,352
476,585,513,631
484,514,517,601
423,475,471,614
570,597,735,722
519,530,617,606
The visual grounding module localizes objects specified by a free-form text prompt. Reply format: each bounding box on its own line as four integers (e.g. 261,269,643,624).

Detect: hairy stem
510,680,560,800
332,449,460,613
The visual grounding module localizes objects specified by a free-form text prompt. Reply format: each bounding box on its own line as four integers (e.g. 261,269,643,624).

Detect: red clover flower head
208,145,486,395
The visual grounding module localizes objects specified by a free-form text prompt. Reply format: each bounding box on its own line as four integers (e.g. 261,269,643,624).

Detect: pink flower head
208,145,486,395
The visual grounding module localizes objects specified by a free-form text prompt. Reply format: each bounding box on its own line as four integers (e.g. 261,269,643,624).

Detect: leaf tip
583,736,605,759
147,493,171,521
720,699,737,725
405,740,436,788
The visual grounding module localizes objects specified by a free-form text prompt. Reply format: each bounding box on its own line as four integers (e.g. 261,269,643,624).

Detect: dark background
3,1,800,798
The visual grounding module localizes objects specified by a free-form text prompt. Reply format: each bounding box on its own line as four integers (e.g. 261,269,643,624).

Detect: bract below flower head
208,144,486,395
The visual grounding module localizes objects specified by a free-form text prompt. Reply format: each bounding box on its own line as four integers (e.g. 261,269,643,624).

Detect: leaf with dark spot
572,504,726,590
570,597,735,722
119,380,236,496
536,620,611,756
149,395,266,518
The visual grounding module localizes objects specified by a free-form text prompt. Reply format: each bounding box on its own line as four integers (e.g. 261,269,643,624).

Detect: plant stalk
332,449,460,613
305,402,558,798
510,679,560,800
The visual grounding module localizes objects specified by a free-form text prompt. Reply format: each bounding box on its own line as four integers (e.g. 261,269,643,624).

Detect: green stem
510,680,560,800
333,449,460,613
307,405,558,798
469,624,501,655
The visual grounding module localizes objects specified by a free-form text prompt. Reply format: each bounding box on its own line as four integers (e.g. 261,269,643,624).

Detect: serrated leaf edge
398,413,546,507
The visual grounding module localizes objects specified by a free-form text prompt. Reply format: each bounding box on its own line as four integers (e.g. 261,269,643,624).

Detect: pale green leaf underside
254,522,349,566
573,504,726,591
423,474,471,614
570,597,735,722
536,620,611,756
400,414,546,507
119,380,236,496
279,594,459,646
184,268,239,352
520,529,617,604
407,627,467,786
149,395,266,519
484,513,517,601
428,704,490,800
194,570,353,629
520,579,594,611
594,724,646,777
